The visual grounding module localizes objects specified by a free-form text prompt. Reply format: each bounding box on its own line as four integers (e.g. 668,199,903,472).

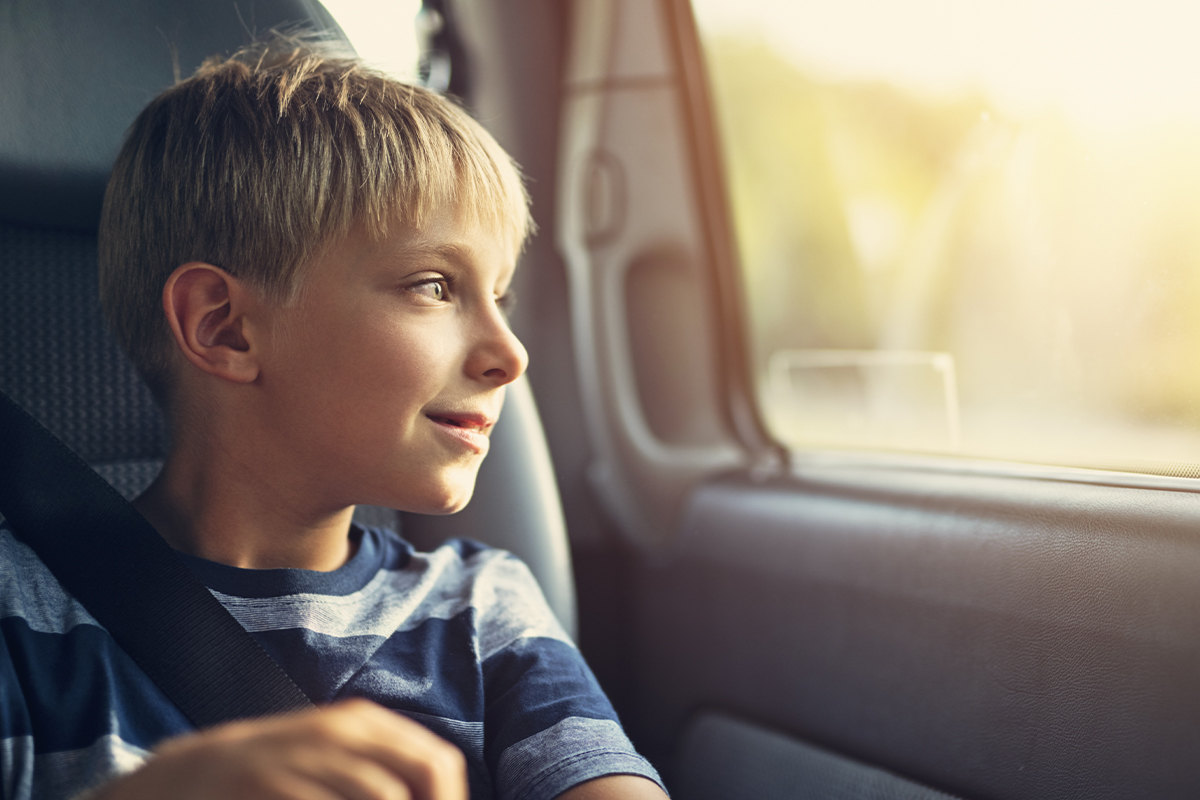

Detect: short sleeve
473,551,666,800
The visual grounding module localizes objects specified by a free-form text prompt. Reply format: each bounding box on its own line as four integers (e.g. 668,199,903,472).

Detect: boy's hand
92,698,467,800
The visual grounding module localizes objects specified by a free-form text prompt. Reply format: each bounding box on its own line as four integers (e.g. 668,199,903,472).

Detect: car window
692,0,1200,475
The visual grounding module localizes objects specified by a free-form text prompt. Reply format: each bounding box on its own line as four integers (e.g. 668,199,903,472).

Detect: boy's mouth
426,412,495,455
425,413,494,433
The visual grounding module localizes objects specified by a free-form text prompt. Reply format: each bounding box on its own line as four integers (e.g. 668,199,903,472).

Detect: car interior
3,0,1200,798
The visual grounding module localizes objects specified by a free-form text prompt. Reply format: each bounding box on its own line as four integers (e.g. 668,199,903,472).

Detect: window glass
692,0,1200,472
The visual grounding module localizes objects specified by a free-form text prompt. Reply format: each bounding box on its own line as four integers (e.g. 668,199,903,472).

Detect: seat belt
0,389,314,727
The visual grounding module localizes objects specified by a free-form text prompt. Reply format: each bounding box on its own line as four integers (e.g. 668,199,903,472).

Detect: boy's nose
475,312,529,386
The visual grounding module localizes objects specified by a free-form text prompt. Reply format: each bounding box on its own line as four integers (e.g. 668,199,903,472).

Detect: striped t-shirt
0,523,663,800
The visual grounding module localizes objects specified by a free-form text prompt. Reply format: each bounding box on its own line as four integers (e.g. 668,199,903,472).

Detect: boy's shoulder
0,522,100,634
400,530,576,658
350,526,576,658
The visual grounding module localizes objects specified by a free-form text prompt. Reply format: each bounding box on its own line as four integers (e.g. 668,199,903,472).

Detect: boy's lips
425,411,495,453
424,412,495,432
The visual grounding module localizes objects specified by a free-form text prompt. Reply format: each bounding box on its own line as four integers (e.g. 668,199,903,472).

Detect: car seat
0,0,576,636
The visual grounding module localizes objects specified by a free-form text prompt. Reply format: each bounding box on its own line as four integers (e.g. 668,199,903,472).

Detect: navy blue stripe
482,637,619,775
0,616,190,752
0,629,34,739
176,526,405,598
340,614,484,722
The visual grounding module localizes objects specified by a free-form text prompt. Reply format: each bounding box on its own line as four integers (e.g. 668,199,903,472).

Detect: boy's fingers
363,739,466,800
298,754,415,800
323,700,468,800
257,772,348,800
104,701,464,800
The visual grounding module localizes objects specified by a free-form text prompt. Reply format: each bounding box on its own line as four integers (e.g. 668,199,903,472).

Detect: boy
0,34,668,800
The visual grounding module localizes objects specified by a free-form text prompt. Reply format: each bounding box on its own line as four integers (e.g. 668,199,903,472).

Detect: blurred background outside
692,0,1200,473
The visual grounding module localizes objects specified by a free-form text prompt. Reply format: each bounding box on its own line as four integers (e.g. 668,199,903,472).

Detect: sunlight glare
321,0,422,81
691,0,1200,130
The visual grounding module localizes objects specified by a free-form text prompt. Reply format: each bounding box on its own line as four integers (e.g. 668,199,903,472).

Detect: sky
690,0,1200,130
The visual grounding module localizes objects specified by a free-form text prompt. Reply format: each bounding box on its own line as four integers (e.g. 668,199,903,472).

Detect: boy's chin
395,476,480,516
422,491,475,516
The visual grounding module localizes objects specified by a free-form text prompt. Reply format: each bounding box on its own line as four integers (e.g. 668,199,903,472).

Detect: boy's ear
162,263,261,384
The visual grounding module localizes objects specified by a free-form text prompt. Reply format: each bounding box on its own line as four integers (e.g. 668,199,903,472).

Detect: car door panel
631,467,1200,798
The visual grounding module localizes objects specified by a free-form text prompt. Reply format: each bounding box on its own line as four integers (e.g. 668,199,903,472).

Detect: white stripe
1,735,33,800
473,556,573,662
0,530,100,635
496,717,662,800
212,544,573,658
28,732,148,800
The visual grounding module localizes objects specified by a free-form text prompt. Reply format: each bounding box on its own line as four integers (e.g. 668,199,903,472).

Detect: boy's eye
410,279,448,301
497,291,516,315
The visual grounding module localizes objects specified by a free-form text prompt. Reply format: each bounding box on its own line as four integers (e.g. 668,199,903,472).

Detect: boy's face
255,204,527,516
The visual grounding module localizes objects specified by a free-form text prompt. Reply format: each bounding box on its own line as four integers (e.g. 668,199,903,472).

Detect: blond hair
99,33,531,400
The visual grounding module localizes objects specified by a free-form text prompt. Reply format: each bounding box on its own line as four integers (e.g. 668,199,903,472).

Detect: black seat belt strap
0,389,314,727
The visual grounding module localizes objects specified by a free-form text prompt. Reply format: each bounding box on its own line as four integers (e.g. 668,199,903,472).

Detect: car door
442,0,1200,797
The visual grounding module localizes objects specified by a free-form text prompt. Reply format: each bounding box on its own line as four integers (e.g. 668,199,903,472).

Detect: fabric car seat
0,0,576,636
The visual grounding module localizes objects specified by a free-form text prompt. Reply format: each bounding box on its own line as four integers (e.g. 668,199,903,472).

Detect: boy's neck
134,428,359,572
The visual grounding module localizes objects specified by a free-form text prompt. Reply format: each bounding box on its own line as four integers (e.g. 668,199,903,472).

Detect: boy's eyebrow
390,239,519,280
393,242,474,267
